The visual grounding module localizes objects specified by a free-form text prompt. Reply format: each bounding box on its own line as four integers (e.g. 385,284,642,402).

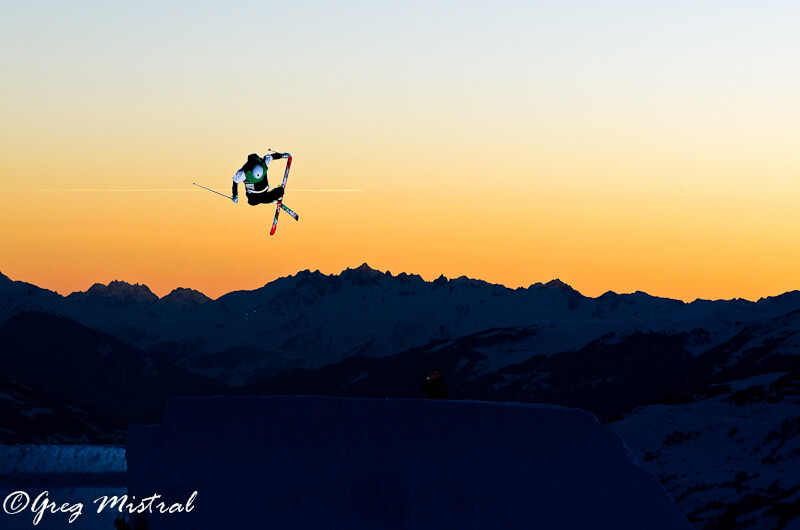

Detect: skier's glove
270,152,285,159
232,196,238,203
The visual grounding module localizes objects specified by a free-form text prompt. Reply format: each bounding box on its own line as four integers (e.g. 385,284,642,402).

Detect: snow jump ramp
126,396,690,529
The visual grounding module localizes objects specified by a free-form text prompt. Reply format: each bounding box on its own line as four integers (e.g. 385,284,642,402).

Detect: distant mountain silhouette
159,287,212,308
68,280,159,306
1,264,799,440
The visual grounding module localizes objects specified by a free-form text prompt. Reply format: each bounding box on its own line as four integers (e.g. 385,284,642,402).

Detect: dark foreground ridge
127,396,691,530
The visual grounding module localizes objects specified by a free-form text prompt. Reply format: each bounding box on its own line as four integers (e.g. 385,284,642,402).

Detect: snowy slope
0,444,125,477
126,396,691,530
0,445,126,530
610,372,800,529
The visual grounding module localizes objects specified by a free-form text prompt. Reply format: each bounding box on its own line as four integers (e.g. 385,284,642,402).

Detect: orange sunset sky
2,1,799,302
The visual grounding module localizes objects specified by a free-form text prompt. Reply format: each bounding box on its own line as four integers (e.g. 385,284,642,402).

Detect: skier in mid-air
231,152,288,205
186,149,297,234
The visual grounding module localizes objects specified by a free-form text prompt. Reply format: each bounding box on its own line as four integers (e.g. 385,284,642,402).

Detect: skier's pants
246,187,284,206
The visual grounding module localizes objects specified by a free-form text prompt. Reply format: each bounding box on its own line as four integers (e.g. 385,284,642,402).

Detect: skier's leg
264,186,285,203
246,187,284,206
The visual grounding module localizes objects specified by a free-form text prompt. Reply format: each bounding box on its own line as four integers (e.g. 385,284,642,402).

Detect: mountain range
2,264,800,527
2,264,799,423
3,263,799,409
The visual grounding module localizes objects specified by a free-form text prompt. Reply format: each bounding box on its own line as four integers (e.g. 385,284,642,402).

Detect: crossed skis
270,153,294,235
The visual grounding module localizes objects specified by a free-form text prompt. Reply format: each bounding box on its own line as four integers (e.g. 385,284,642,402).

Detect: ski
281,203,299,221
270,153,292,235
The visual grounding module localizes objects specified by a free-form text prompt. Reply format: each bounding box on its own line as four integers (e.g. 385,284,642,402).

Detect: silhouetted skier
231,152,287,205
421,368,448,399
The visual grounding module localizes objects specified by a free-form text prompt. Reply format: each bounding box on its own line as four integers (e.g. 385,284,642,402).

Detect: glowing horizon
3,2,800,304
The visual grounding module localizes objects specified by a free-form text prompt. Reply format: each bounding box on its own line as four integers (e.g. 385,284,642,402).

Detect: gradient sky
2,1,799,302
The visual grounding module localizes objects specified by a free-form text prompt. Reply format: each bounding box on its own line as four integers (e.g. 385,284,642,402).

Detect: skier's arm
232,170,246,202
268,152,285,160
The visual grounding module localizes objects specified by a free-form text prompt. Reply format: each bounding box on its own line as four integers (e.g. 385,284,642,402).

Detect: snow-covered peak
756,290,800,318
394,271,424,284
757,289,800,304
450,275,493,288
352,262,378,273
590,290,685,320
293,268,325,279
159,287,211,307
340,262,389,286
526,278,582,298
69,280,159,306
544,278,570,289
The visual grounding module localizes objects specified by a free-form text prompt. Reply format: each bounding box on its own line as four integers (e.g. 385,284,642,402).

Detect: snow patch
0,445,126,476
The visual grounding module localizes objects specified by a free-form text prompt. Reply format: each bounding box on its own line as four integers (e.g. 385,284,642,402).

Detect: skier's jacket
233,153,275,196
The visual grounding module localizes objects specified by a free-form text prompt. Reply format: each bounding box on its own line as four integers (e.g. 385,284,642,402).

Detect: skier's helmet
252,164,264,180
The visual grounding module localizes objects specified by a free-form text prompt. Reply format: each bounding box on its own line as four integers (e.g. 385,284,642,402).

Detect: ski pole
193,182,233,200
